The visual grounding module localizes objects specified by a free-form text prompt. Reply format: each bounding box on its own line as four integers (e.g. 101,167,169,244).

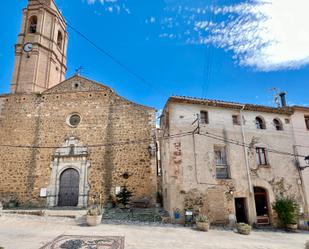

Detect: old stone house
0,0,157,208
159,96,308,226
291,106,309,216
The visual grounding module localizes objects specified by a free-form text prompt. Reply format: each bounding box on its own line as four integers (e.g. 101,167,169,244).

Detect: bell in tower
11,0,68,93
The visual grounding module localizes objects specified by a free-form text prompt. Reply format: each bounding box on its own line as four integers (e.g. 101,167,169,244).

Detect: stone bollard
305,241,309,249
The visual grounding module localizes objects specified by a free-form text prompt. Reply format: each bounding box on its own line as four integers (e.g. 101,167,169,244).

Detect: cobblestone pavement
0,214,308,249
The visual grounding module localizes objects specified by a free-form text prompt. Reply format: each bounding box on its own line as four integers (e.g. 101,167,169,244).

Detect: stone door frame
47,137,90,208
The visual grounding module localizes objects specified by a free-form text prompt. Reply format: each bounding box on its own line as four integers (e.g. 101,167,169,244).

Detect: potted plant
236,223,251,235
195,214,210,232
116,186,133,209
86,205,104,226
272,196,299,231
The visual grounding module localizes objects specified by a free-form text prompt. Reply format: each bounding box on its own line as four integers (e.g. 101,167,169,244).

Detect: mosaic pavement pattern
40,235,125,249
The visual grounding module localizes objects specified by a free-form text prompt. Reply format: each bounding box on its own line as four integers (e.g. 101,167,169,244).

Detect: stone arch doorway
47,137,90,208
58,168,80,207
254,187,270,225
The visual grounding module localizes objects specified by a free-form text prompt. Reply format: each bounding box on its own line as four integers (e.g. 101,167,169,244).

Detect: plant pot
286,224,298,230
236,223,251,235
237,227,251,235
86,215,102,226
196,222,210,232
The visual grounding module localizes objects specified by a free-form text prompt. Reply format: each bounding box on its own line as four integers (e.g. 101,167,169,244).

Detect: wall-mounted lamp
299,156,309,171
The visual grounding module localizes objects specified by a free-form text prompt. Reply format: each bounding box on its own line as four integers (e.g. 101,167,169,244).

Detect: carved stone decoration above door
47,137,90,208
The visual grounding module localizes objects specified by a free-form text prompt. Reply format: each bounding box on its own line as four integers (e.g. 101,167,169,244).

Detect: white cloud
161,0,309,71
211,0,309,71
83,0,129,14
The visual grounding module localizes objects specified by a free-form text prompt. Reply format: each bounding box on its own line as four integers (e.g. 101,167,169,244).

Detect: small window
57,31,63,49
29,16,38,33
305,116,309,130
285,118,290,124
255,117,266,129
273,118,283,131
200,111,209,124
214,146,229,179
232,115,240,125
256,147,268,166
67,114,81,127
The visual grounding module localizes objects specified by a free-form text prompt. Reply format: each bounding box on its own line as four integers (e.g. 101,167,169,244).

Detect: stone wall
160,100,305,225
0,76,157,208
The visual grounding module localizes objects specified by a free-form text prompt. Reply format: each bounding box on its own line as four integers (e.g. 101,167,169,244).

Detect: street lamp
299,156,309,171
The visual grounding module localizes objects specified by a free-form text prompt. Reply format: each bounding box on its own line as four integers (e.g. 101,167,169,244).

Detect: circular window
123,173,129,179
68,114,81,127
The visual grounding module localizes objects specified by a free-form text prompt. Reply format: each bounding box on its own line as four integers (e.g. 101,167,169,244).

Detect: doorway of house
58,168,79,207
235,198,248,223
254,187,270,225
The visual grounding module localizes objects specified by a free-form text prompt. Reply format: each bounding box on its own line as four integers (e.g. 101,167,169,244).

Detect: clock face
23,43,33,52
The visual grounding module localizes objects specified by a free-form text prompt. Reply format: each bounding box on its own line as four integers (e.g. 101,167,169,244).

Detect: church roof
43,75,156,111
43,75,115,94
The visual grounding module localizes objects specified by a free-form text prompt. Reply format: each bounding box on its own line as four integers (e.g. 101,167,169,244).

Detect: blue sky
1,0,308,111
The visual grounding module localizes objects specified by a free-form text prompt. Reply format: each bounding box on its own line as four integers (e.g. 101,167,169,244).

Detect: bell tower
11,0,68,93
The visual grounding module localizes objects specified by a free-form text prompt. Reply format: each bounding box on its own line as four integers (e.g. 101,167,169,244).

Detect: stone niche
46,137,90,208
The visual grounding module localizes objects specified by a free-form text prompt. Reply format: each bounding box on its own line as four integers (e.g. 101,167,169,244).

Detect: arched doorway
58,169,79,207
254,187,270,225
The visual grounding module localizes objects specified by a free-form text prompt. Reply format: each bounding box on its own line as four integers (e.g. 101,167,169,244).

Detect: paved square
0,214,308,249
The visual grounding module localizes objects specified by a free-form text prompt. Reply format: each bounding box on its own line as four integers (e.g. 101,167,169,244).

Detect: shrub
236,223,251,235
272,197,299,226
195,214,209,223
87,205,103,216
116,186,133,207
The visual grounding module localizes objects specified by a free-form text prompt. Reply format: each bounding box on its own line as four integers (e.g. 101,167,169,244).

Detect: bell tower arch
11,0,68,93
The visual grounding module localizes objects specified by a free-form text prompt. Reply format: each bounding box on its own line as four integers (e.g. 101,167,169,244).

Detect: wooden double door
58,169,80,207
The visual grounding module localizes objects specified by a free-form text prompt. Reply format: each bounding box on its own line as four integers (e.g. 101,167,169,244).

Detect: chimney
279,92,287,107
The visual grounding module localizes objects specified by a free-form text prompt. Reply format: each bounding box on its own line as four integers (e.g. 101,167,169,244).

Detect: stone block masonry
0,76,157,208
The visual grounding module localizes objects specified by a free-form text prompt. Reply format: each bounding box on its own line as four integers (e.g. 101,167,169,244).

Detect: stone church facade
0,0,157,208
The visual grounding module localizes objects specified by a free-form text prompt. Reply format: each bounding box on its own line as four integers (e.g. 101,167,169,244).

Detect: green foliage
195,214,209,223
116,186,133,207
87,205,103,216
272,197,299,226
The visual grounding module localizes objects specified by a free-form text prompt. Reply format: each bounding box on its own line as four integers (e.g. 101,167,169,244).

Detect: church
0,0,158,208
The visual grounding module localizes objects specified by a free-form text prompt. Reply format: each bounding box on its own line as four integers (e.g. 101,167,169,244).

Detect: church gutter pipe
240,105,253,194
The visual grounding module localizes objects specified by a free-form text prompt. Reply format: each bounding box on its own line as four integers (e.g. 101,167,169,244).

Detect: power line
0,131,193,150
36,0,169,97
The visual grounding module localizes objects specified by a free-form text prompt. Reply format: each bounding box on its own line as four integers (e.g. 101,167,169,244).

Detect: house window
29,16,38,33
285,118,290,124
214,146,229,179
232,115,240,125
305,116,309,130
256,147,268,166
255,117,266,129
200,111,209,124
273,118,283,131
57,31,63,49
